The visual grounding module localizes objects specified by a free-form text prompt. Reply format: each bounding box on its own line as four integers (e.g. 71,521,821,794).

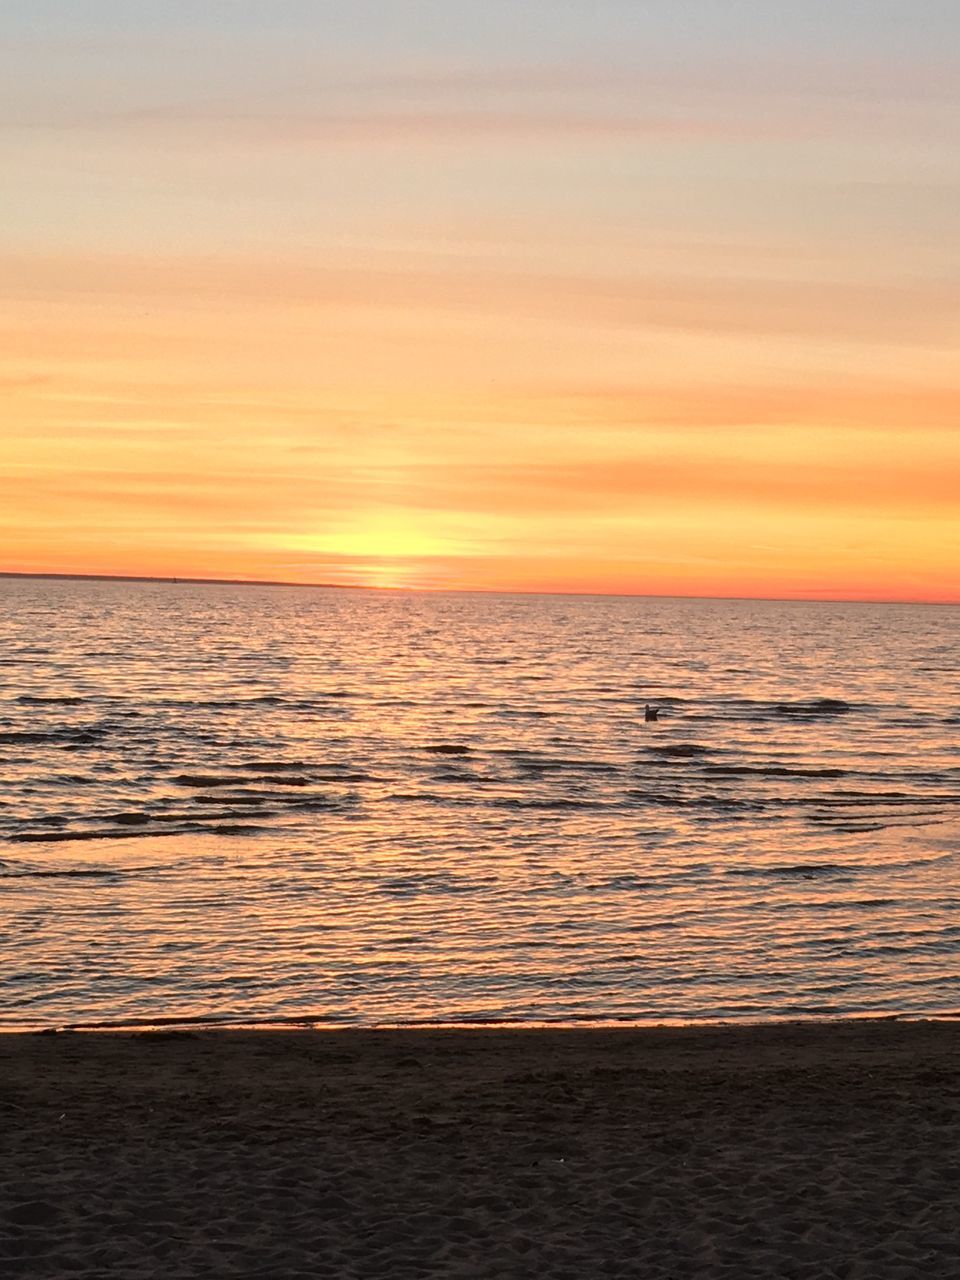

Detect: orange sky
2,3,958,602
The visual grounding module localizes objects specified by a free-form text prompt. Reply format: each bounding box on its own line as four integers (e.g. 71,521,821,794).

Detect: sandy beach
2,1020,958,1278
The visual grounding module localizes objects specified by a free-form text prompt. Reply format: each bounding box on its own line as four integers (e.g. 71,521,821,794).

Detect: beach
3,1020,959,1278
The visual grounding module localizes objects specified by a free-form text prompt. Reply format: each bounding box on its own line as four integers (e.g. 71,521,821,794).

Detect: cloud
391,452,960,519
5,249,958,349
9,43,958,155
525,382,960,433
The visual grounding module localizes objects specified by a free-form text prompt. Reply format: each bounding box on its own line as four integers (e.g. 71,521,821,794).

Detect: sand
2,1020,959,1279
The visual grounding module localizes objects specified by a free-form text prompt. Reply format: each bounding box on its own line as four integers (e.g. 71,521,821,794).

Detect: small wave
156,695,286,709
15,695,86,706
506,755,619,775
648,743,711,758
703,764,847,779
627,789,687,805
312,771,376,782
186,789,342,809
228,760,314,772
423,744,471,755
11,829,183,843
626,789,766,812
173,774,238,788
0,728,106,746
0,866,120,878
774,698,852,717
493,708,556,719
287,697,357,712
813,791,959,807
495,796,602,811
245,774,311,787
726,862,855,880
380,873,491,897
12,820,267,843
587,875,661,892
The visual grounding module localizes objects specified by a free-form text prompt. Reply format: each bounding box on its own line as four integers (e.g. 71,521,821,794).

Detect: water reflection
0,581,957,1026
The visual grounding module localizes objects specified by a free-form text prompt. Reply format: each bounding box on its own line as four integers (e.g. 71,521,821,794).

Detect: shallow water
1,579,957,1027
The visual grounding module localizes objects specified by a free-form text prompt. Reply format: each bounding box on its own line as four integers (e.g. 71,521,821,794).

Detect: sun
262,517,458,589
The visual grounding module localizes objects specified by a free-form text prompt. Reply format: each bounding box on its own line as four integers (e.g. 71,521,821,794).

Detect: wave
0,727,106,745
11,822,265,843
774,698,852,717
0,866,121,878
726,862,857,880
492,708,557,719
503,754,620,775
227,760,315,772
15,694,86,706
173,774,240,788
173,772,311,788
682,697,857,723
11,828,184,843
703,764,847,779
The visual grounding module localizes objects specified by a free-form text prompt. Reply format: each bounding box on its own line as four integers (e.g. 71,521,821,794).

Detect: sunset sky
2,1,958,601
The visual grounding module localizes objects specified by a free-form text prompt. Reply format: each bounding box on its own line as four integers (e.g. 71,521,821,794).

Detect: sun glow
2,4,958,601
257,521,468,589
275,520,459,561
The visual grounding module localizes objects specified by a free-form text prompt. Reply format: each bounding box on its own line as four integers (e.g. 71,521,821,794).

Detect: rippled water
1,578,957,1028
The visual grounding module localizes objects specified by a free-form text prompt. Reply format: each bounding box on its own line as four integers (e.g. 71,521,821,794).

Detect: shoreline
3,1008,960,1037
4,1019,959,1277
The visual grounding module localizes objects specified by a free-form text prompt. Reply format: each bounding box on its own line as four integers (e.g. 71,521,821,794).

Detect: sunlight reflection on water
1,581,957,1026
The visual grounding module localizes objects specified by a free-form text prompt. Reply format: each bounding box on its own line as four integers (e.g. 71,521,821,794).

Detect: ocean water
0,578,957,1029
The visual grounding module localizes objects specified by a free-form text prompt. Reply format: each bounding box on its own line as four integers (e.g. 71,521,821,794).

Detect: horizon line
0,570,955,608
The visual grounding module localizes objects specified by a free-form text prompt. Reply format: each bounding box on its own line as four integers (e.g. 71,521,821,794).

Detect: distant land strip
0,572,954,606
0,571,349,590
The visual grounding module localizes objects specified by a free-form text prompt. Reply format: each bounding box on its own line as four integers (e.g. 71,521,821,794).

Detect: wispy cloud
4,249,957,348
7,43,958,144
394,453,960,519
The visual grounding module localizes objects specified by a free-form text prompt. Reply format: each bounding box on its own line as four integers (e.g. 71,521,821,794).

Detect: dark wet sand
2,1020,959,1278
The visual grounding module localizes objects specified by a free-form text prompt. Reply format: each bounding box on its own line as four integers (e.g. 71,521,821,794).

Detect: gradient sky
3,1,958,600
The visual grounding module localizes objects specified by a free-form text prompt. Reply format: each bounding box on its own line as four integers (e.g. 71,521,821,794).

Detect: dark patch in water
423,744,471,755
244,774,310,787
704,764,847,779
230,760,313,772
496,796,601,811
311,772,376,782
173,774,237,788
727,862,854,879
648,743,711,758
11,829,180,843
627,789,687,805
774,698,852,717
16,695,85,706
158,695,286,709
1,866,119,878
507,755,618,775
0,728,106,746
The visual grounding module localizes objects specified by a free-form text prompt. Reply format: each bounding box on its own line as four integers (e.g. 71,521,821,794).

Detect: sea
1,578,957,1030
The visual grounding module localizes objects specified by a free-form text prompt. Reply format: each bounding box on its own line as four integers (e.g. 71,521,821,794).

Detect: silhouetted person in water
644,704,659,722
